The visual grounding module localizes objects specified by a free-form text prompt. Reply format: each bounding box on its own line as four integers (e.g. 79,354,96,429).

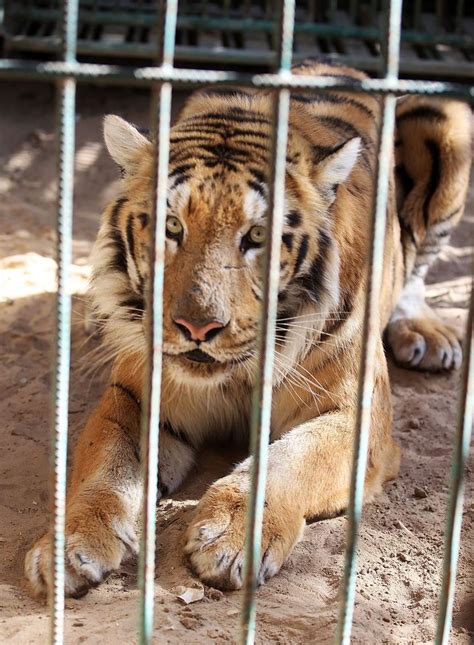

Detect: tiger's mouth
183,349,216,364
164,348,253,368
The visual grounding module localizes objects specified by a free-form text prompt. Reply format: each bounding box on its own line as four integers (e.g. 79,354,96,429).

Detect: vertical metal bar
50,0,78,643
239,1,294,644
413,0,422,31
435,288,474,645
335,2,403,644
455,0,465,31
137,0,178,643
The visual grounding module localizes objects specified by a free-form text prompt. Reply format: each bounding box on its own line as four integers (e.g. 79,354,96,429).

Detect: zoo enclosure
0,1,473,644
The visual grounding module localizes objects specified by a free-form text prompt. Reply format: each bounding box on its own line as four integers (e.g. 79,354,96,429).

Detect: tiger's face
92,103,360,386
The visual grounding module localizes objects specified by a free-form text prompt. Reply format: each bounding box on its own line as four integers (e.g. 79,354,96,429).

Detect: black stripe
200,143,251,164
397,105,446,126
395,164,415,197
126,214,137,268
398,216,418,250
312,143,344,162
138,212,149,229
111,382,141,409
204,158,239,172
232,140,269,154
170,151,215,165
296,230,331,301
175,124,269,142
294,234,309,275
169,162,195,178
171,173,189,189
185,112,271,127
314,115,372,150
170,135,214,146
229,128,269,140
110,197,128,226
291,92,376,119
287,210,302,228
120,296,145,320
423,139,441,229
247,180,266,198
248,167,267,185
175,125,224,136
323,289,355,336
282,233,294,251
108,198,129,274
120,296,144,309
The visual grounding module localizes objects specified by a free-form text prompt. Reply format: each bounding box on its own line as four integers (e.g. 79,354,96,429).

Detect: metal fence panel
0,0,472,643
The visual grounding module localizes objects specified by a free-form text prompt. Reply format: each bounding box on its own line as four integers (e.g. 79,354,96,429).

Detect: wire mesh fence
0,0,472,643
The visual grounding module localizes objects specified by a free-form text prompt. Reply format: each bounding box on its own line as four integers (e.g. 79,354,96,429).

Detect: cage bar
136,1,178,643
239,1,294,642
49,0,79,643
435,290,474,645
335,2,403,644
0,60,472,102
0,0,470,643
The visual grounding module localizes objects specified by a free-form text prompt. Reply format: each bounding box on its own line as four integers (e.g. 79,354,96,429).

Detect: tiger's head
90,94,361,387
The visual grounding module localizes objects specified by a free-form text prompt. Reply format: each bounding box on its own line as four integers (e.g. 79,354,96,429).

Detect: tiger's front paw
387,317,462,371
184,474,305,590
25,505,138,599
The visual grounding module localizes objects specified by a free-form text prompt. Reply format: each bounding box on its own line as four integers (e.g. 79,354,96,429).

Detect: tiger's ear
103,115,150,174
313,137,361,189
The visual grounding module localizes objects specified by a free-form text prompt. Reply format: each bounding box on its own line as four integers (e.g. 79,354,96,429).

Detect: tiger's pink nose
174,318,225,342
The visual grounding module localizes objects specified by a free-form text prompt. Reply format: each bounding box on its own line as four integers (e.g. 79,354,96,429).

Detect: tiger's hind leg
387,97,472,371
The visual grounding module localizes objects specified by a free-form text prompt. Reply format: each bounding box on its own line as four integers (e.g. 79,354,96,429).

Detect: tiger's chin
164,352,241,388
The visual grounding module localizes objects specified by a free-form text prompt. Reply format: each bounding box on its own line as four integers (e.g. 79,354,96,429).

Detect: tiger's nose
173,318,226,342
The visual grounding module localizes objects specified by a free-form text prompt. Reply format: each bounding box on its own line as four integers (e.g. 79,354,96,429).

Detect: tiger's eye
166,216,183,238
248,225,266,245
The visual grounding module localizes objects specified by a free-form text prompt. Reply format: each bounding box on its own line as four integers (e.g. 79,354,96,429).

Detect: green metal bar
335,1,403,643
435,289,474,645
239,1,294,643
137,0,178,642
413,0,422,30
0,60,473,100
50,0,78,643
5,9,474,47
455,0,466,30
4,38,474,77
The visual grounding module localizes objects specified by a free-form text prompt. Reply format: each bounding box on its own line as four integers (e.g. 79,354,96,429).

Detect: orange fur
25,60,471,597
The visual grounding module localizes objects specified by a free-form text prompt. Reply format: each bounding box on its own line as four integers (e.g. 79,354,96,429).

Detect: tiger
25,60,471,597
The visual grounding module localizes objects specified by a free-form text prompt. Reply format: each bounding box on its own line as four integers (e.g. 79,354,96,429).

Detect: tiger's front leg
25,363,195,599
185,373,399,590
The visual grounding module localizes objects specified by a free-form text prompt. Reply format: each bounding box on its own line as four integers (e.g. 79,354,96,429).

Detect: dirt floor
0,81,472,644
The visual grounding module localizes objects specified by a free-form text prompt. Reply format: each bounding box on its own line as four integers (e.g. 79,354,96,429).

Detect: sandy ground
0,81,472,644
